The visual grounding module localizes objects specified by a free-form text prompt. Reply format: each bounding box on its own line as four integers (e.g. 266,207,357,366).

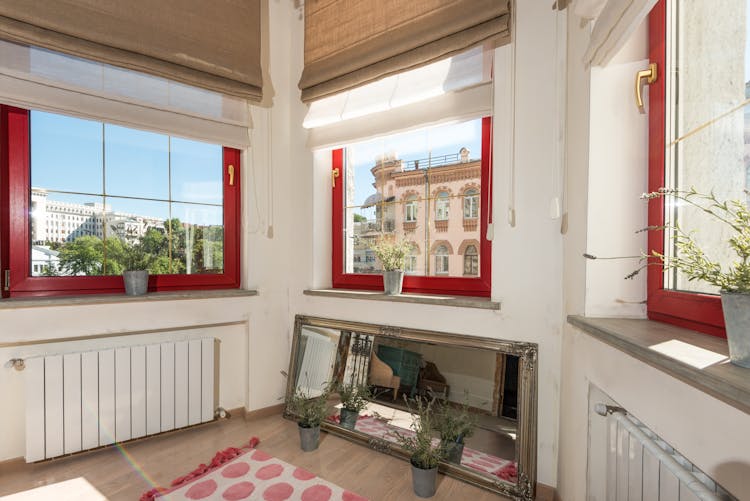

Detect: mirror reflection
293,325,520,485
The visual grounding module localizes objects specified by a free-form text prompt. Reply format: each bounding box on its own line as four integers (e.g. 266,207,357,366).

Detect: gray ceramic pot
383,270,404,295
721,292,750,368
123,270,149,296
411,462,438,498
443,440,464,464
339,408,359,430
298,423,320,451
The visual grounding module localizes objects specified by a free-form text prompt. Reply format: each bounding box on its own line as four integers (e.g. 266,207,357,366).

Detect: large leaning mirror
284,315,538,500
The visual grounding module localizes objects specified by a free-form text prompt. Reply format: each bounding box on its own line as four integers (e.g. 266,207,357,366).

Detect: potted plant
435,398,477,465
394,397,446,498
122,241,152,296
631,188,750,367
337,383,370,430
286,384,332,451
372,234,412,295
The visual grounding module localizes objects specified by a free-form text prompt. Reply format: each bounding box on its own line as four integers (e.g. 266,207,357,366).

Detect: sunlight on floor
0,477,106,501
648,339,729,369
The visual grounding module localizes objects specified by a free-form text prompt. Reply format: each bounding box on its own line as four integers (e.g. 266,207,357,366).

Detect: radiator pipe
4,358,25,371
600,404,723,501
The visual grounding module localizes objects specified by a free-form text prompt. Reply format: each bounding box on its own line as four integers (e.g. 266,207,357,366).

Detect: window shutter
299,0,510,103
0,0,262,101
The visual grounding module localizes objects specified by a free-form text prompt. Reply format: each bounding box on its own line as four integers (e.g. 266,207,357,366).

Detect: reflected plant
435,394,477,444
337,383,371,413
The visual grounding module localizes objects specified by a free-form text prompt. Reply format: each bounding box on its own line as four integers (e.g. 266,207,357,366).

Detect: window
463,189,479,219
405,195,418,222
435,192,450,221
331,117,492,296
1,106,241,297
463,245,478,276
434,245,450,275
647,0,749,336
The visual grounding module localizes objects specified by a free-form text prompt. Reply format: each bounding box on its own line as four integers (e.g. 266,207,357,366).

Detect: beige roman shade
299,0,511,103
0,0,262,101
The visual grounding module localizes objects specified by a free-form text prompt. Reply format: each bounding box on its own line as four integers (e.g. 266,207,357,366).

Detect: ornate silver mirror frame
284,315,538,500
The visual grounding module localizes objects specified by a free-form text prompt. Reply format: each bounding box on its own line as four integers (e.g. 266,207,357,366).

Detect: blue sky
30,110,223,225
347,118,483,213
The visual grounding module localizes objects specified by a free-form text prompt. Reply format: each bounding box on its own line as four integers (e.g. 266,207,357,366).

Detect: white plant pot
721,292,750,368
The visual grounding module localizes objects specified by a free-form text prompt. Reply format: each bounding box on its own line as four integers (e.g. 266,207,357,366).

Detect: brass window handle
332,167,340,188
228,164,235,186
635,63,658,114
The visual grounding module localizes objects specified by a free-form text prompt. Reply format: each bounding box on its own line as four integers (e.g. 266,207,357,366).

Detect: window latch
635,63,657,114
332,167,340,188
227,164,235,186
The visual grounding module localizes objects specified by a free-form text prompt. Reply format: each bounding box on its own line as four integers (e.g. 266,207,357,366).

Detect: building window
435,192,450,221
646,0,748,337
1,106,241,297
405,195,418,222
331,117,492,296
435,245,449,275
463,245,478,276
463,189,479,219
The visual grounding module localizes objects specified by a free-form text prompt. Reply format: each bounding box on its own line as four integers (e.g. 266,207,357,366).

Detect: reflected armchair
369,352,400,400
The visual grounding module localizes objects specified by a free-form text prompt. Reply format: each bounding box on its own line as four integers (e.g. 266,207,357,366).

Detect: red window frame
0,105,241,298
332,116,492,297
647,1,725,337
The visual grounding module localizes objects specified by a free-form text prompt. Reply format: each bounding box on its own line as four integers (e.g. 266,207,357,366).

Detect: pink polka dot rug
141,437,368,501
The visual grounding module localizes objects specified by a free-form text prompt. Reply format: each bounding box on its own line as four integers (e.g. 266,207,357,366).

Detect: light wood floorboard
0,413,512,500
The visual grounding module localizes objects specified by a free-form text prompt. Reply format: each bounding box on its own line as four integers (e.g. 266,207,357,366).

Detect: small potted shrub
337,383,370,430
631,188,750,367
372,235,412,295
394,397,446,498
286,384,331,451
435,398,477,465
122,241,152,295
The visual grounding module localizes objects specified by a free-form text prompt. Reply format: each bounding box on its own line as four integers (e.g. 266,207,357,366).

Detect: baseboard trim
536,483,557,501
244,403,285,420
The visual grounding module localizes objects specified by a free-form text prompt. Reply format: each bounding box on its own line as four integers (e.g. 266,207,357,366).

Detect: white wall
559,9,750,501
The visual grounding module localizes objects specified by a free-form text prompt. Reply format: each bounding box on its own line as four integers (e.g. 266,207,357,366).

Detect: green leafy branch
628,188,750,293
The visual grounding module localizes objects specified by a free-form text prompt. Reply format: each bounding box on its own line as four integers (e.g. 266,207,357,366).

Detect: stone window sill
568,315,750,414
0,289,258,310
304,288,500,310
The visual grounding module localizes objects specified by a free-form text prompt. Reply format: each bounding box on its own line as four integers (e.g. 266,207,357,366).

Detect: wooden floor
0,413,514,500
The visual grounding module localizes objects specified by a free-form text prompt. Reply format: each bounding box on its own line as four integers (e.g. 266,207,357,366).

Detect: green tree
57,236,104,275
353,213,367,223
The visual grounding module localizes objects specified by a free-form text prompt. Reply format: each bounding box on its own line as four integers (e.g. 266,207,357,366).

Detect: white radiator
24,338,218,462
597,404,733,501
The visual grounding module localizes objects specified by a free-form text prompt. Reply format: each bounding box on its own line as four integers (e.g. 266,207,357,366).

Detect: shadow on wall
713,461,750,499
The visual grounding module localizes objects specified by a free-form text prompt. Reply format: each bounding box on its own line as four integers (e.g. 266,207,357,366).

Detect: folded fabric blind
0,40,252,148
0,0,262,101
299,0,511,103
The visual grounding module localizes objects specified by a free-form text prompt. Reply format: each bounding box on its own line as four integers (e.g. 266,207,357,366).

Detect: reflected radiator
297,332,336,397
25,338,218,462
597,404,733,501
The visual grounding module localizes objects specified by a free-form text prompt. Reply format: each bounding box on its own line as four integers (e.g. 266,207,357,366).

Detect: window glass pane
104,125,169,200
172,203,224,274
343,118,482,278
31,111,103,194
171,137,223,205
665,1,750,293
29,110,225,279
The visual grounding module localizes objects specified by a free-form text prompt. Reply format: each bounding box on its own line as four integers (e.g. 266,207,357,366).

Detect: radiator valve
215,407,230,419
5,359,25,371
